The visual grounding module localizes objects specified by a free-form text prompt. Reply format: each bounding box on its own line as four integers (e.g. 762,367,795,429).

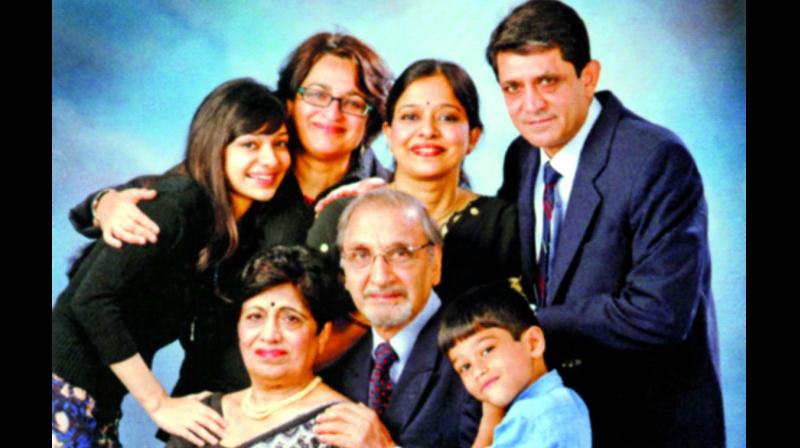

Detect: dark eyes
397,112,461,123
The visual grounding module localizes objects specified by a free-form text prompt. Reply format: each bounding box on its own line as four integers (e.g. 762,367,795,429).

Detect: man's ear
579,60,601,100
523,325,546,359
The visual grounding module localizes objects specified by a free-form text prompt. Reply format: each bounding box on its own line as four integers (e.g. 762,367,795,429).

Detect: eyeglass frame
296,86,373,117
340,241,434,270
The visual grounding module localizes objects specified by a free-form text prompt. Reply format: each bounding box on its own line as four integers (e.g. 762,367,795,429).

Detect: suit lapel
341,333,373,404
383,312,441,433
517,145,540,285
549,92,620,303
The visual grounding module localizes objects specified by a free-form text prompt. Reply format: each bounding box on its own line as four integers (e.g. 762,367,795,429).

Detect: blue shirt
491,370,591,448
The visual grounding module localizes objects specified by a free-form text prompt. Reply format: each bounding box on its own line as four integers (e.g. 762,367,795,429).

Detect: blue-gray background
52,1,746,446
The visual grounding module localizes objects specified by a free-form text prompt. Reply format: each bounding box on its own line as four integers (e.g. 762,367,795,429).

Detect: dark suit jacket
321,310,481,448
498,91,724,448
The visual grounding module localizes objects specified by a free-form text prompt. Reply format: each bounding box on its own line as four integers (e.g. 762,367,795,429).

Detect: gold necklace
433,190,467,227
240,376,322,420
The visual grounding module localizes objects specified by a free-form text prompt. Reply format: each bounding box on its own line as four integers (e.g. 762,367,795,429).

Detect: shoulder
306,197,353,255
136,176,209,228
315,382,351,404
599,91,695,167
445,196,517,238
495,386,591,447
503,381,590,429
316,197,353,227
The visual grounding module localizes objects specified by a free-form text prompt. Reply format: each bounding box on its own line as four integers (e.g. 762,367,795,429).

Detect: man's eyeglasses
297,86,373,117
341,241,433,269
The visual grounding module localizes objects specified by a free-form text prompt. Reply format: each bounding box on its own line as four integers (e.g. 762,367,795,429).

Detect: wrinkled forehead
344,204,425,248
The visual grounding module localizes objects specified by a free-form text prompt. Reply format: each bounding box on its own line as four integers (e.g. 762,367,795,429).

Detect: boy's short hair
438,279,540,353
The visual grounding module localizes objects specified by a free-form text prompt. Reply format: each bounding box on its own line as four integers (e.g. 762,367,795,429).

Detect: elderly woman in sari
167,245,351,448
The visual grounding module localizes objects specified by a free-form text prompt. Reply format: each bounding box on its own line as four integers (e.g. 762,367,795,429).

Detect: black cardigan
52,176,216,425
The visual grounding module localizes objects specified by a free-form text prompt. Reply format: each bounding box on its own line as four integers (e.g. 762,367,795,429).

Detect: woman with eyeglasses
306,59,521,334
68,32,392,249
59,32,394,441
52,78,292,447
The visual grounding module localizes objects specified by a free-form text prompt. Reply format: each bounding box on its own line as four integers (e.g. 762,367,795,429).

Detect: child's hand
472,402,507,448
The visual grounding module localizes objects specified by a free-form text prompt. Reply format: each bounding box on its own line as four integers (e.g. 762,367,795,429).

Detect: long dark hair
276,32,393,164
184,78,286,271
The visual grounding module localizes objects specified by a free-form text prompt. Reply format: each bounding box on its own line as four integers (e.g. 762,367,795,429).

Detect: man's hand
147,391,227,447
93,188,160,248
314,402,396,448
314,178,387,216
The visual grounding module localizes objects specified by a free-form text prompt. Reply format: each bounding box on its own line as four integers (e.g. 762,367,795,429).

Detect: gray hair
335,188,443,249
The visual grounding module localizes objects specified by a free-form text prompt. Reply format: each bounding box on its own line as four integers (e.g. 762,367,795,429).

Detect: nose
522,86,547,113
472,361,488,381
368,253,395,287
257,145,279,167
259,315,282,342
322,98,344,120
417,112,439,138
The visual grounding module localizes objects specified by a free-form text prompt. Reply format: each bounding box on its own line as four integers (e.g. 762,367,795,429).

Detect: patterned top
167,394,340,448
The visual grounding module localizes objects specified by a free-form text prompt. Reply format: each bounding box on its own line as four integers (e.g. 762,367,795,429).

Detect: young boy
438,281,591,447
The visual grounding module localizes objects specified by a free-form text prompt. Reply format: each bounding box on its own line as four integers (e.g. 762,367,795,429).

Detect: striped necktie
538,162,562,304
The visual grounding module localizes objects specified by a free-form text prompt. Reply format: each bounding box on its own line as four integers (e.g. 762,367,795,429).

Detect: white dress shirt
534,98,602,260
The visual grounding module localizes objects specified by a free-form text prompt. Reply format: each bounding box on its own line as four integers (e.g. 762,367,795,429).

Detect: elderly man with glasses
312,188,481,448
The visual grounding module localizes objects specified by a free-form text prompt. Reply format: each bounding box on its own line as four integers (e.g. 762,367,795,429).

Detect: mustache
363,286,407,298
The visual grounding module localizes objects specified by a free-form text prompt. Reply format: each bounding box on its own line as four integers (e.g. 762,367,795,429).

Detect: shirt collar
517,369,564,402
540,97,602,176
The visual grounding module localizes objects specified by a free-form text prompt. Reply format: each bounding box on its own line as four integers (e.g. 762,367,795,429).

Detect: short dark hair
438,279,539,353
276,32,393,151
233,245,350,332
486,0,591,78
386,59,483,131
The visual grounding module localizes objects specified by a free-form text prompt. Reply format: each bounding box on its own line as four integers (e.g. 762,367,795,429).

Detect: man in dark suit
313,189,480,448
487,1,724,447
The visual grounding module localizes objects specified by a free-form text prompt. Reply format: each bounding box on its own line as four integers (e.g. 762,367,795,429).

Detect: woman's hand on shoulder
149,391,227,447
314,178,387,216
94,188,160,248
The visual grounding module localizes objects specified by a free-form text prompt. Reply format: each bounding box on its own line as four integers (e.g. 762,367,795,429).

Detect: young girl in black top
52,78,292,447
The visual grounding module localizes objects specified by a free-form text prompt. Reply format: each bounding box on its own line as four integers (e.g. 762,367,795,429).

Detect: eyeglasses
297,86,373,117
341,241,433,269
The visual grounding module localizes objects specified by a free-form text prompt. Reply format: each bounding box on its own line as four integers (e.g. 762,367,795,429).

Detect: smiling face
497,47,599,157
341,204,442,340
384,74,481,182
238,282,329,385
224,124,291,218
448,326,546,408
287,54,370,162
